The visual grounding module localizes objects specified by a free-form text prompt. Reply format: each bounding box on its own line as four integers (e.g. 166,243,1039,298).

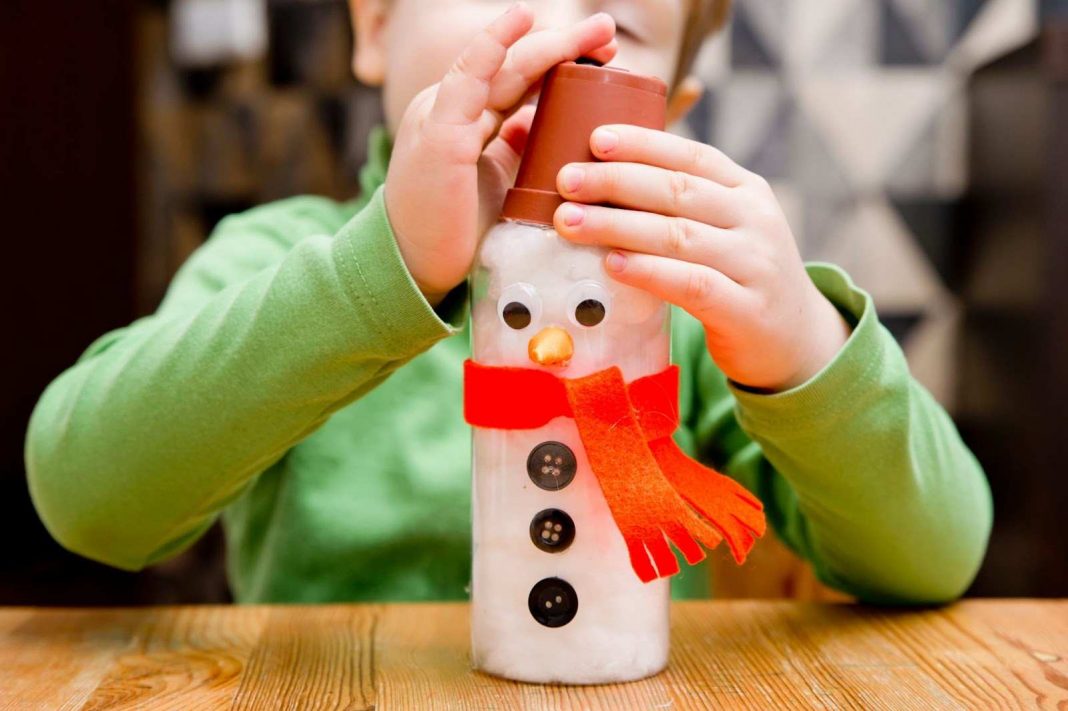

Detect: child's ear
666,76,705,125
349,0,389,86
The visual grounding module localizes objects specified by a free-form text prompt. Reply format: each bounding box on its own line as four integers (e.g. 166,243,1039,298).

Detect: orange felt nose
528,326,574,367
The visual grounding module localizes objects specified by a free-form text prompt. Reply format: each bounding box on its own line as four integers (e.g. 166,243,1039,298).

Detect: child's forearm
721,265,992,604
25,189,461,571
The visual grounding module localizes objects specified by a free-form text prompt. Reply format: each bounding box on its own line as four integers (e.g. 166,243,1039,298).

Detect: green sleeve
25,188,464,571
680,264,992,604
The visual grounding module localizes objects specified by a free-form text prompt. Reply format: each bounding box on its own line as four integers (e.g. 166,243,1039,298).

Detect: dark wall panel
0,1,141,603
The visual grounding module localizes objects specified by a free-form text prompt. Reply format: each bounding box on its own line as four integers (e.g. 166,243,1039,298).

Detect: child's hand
553,126,852,392
385,2,617,305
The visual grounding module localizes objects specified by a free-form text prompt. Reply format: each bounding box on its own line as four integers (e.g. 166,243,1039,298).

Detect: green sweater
26,128,992,604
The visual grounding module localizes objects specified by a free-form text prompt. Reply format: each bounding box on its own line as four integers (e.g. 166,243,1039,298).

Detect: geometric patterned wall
681,0,1039,409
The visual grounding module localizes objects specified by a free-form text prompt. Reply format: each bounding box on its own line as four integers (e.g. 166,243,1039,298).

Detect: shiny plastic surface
469,220,671,684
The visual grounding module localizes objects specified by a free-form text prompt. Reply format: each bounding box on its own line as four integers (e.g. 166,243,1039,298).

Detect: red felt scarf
464,360,767,583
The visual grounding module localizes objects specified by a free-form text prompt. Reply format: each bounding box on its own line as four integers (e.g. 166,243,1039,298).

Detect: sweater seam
346,192,449,354
340,220,394,351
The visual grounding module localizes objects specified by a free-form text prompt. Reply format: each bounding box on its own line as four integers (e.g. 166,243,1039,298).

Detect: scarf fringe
562,366,766,583
650,437,767,565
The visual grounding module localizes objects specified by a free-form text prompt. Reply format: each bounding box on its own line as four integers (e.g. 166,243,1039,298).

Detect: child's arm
26,5,618,572
556,126,992,604
26,192,457,571
676,268,991,605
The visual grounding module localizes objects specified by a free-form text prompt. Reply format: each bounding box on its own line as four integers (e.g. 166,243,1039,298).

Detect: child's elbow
924,517,993,605
915,469,994,604
28,471,151,572
26,421,150,573
849,508,992,607
824,551,985,608
896,544,987,606
43,512,151,573
880,459,994,606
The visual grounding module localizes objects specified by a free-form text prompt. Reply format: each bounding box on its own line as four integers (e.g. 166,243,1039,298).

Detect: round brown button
529,508,576,553
528,577,578,627
526,441,577,491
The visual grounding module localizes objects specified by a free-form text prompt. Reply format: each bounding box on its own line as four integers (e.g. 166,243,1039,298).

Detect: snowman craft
466,62,767,685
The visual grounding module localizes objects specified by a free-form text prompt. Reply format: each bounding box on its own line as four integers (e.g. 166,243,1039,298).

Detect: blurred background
1,0,1066,605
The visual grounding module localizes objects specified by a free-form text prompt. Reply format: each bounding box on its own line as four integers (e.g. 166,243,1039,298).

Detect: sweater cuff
332,186,467,358
728,263,889,435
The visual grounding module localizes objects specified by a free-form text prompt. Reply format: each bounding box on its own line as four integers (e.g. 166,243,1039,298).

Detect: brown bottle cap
502,61,667,226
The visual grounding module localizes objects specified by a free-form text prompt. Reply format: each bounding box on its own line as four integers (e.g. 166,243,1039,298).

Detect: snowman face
472,221,669,380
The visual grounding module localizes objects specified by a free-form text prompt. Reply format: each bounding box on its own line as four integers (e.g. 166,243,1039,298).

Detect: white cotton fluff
470,221,672,684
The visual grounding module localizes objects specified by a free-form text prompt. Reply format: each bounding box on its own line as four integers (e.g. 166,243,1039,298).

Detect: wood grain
0,601,1064,710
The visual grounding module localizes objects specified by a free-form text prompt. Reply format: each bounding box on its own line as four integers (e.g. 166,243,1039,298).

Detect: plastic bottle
468,62,672,685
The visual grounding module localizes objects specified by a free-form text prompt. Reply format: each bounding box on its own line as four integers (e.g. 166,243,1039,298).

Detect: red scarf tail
648,437,767,564
563,368,732,583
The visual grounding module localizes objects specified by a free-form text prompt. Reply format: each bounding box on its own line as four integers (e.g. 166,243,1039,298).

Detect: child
26,0,991,604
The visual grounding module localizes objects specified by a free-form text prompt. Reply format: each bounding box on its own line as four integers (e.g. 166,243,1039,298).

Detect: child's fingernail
560,165,584,193
559,203,585,227
592,128,619,154
606,251,627,272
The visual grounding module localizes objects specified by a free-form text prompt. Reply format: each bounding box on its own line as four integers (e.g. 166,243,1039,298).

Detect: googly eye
567,280,610,328
498,283,541,331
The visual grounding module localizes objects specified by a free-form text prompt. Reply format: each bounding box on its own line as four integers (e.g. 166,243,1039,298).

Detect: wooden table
1,600,1065,709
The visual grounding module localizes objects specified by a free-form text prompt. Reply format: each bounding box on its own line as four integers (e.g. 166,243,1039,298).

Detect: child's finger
558,161,741,227
603,250,748,325
496,104,538,156
430,3,536,126
487,13,617,112
584,38,619,66
590,125,748,188
482,104,537,178
554,203,746,277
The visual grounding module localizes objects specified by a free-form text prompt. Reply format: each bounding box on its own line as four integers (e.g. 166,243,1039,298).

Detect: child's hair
674,0,731,87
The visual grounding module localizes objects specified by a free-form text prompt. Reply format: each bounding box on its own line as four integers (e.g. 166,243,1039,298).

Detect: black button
528,577,578,628
529,509,576,553
526,442,577,491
